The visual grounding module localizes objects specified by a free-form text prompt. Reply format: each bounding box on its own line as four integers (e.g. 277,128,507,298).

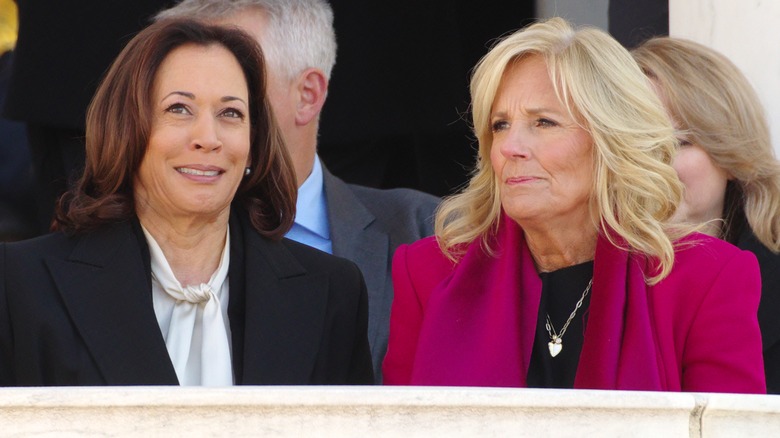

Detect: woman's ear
294,67,328,126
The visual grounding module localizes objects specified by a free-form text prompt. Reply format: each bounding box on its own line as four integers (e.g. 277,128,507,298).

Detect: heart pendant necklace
544,278,592,357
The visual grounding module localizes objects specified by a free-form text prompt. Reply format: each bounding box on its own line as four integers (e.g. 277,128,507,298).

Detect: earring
244,167,251,176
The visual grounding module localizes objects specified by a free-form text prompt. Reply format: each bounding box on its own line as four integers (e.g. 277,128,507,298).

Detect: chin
179,199,232,218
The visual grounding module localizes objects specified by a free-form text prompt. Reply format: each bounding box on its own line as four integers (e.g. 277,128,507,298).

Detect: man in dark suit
157,0,440,383
2,0,175,234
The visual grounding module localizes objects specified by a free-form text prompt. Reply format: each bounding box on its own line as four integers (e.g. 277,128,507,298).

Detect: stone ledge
0,386,778,437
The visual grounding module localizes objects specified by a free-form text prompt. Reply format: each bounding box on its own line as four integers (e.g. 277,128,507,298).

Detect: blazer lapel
322,167,389,348
237,216,329,384
46,222,177,385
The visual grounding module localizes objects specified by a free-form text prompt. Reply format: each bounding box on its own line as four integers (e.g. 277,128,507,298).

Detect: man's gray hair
156,0,337,81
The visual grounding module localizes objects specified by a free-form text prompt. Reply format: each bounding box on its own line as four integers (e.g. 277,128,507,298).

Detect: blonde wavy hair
633,37,780,252
435,17,685,284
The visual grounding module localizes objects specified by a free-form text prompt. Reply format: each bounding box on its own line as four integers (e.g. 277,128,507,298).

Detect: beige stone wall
1,386,779,437
670,0,780,156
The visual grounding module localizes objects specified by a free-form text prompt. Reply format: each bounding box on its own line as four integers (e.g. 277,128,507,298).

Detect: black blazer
737,228,780,394
0,210,373,385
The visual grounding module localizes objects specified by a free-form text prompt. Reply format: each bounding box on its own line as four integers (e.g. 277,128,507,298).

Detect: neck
524,224,598,273
138,210,228,286
288,130,318,188
295,155,316,188
700,220,724,238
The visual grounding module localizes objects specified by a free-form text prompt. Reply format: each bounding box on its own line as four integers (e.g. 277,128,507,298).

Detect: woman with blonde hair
382,18,765,392
633,37,780,393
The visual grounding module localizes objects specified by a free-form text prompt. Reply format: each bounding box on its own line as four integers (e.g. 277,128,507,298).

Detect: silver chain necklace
544,278,593,357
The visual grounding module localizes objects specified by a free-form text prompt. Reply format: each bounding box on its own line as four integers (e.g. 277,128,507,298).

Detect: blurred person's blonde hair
0,0,18,54
633,37,780,252
435,17,685,284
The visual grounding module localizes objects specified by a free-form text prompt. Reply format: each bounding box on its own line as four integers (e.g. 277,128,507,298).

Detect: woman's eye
221,108,245,120
535,118,557,128
677,138,692,147
491,120,509,132
165,103,191,115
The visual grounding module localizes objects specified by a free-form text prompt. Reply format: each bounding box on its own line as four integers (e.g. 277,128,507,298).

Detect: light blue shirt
285,156,332,254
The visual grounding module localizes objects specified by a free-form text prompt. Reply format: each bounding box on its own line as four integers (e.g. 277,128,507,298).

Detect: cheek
244,140,252,168
672,152,696,187
555,139,593,188
133,153,159,196
489,144,504,174
229,129,252,164
239,138,251,165
570,163,594,199
672,153,727,214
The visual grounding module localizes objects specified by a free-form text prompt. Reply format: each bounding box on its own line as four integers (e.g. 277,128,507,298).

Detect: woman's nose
191,115,222,152
496,128,530,159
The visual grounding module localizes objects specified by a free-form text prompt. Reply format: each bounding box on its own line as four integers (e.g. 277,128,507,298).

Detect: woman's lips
177,167,222,177
175,165,225,180
506,176,541,184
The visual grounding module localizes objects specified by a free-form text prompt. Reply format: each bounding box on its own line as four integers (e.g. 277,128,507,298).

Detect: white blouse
142,225,233,386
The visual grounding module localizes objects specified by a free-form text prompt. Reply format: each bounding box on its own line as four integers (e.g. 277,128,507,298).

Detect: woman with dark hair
0,19,373,386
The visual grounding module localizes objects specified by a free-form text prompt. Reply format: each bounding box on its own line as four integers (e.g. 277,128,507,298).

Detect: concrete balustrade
1,386,779,437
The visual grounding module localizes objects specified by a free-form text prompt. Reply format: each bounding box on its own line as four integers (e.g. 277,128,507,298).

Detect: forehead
495,55,557,104
492,54,586,125
504,54,548,80
153,43,247,96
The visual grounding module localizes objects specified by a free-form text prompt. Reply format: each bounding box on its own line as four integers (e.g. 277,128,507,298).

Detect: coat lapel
410,215,538,386
322,167,389,347
45,221,177,385
575,232,663,390
237,215,329,384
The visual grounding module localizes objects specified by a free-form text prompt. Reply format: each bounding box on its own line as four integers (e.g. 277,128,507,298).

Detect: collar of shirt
291,155,330,240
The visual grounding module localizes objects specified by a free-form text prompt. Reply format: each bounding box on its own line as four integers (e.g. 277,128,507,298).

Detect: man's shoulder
346,183,439,214
346,184,438,238
321,164,438,212
322,169,438,239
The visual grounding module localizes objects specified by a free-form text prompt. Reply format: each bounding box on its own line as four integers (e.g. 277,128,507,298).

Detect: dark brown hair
54,18,296,239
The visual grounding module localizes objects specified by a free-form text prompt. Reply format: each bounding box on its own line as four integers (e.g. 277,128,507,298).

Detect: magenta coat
383,216,766,393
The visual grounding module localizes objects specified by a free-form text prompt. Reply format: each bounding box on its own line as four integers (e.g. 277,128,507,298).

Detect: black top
736,227,780,394
527,261,594,388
